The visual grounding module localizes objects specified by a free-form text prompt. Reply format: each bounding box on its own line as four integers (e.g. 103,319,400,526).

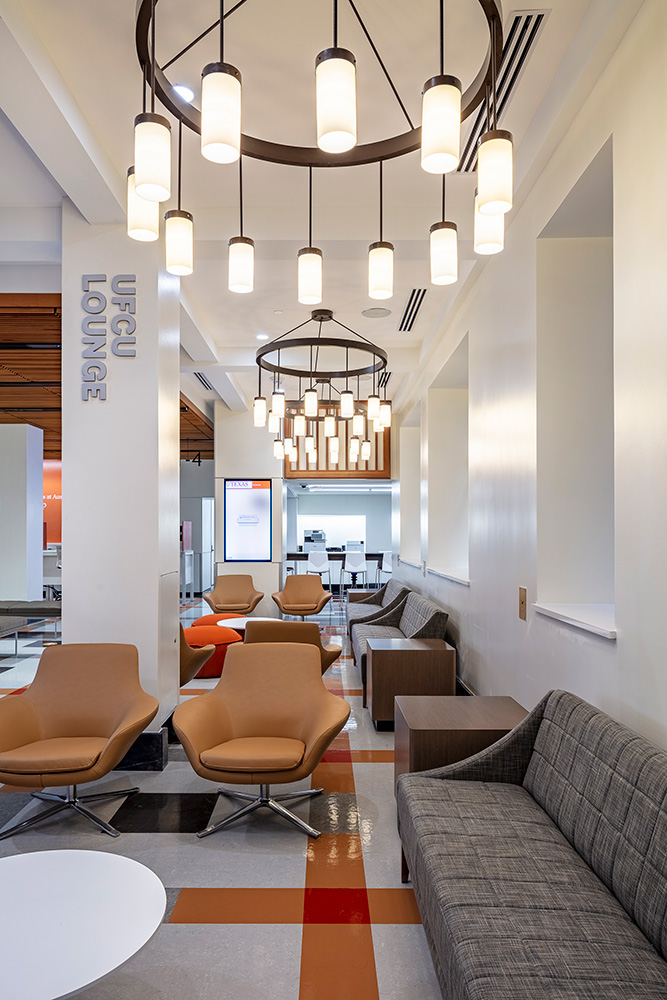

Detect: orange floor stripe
349,750,394,762
311,761,356,794
306,834,366,889
367,888,422,924
299,925,379,1000
170,888,304,924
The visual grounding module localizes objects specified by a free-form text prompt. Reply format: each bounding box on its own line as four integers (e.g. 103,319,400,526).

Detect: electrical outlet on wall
519,587,527,621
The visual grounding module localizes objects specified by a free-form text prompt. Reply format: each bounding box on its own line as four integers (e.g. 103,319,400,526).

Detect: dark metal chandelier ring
135,0,504,169
256,336,387,381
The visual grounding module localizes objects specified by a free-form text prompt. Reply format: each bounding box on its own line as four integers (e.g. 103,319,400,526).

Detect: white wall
399,426,421,566
296,493,392,553
393,0,667,747
0,423,43,600
427,388,469,577
180,459,215,499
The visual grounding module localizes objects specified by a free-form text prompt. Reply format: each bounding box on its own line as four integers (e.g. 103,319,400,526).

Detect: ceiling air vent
458,10,548,174
193,371,214,391
378,370,391,391
398,289,427,332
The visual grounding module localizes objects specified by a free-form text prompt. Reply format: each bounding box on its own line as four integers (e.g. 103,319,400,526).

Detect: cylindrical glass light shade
421,75,462,174
368,242,394,300
165,210,194,276
228,236,254,293
340,390,354,418
273,439,284,460
361,439,371,461
304,388,318,417
305,435,315,454
308,448,318,466
201,63,242,164
429,221,458,285
477,130,514,215
315,48,357,154
272,390,285,418
379,401,392,428
349,436,360,459
473,191,504,255
352,413,364,437
253,396,267,427
294,413,306,437
134,113,171,202
367,394,381,420
127,167,159,241
284,437,293,455
329,438,339,465
324,414,336,437
297,247,323,305
372,417,382,433
268,411,280,434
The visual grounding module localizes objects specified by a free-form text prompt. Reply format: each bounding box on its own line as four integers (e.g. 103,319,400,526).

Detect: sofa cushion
397,774,667,999
524,689,667,960
352,624,404,667
398,592,449,639
382,579,407,608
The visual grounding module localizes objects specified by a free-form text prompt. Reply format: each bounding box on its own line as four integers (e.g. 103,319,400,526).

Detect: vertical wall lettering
80,273,137,400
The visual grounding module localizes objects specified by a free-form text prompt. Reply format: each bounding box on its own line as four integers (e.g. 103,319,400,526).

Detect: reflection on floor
0,599,441,1000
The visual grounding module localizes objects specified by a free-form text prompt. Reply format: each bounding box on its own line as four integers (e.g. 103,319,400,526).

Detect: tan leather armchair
180,623,215,686
272,573,332,619
244,619,341,674
203,574,263,615
0,643,158,840
173,642,350,838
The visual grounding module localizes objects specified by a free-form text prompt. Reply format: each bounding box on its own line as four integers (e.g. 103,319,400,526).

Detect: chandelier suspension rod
439,0,444,77
491,17,498,129
379,161,383,242
345,0,414,131
220,0,224,60
308,167,313,246
239,155,244,236
161,0,251,72
177,120,183,208
150,0,156,112
441,173,445,222
333,0,338,48
331,316,378,349
266,317,312,345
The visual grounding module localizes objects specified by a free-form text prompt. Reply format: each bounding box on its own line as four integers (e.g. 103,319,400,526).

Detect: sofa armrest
403,692,551,786
353,596,407,631
356,584,387,605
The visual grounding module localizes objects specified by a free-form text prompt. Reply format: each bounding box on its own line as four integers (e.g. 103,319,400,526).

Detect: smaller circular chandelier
253,309,391,464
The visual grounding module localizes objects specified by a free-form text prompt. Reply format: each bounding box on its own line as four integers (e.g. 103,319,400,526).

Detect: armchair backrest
281,573,327,602
382,578,407,607
211,642,328,741
25,643,147,738
244,619,324,652
212,574,258,602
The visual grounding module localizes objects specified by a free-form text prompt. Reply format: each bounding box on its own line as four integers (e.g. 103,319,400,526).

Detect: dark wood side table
394,695,527,793
366,638,456,729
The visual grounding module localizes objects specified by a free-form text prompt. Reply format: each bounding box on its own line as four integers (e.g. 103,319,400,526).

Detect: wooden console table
366,638,456,729
394,695,527,793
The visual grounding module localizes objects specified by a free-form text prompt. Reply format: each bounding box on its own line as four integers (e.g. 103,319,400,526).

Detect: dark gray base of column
115,728,168,771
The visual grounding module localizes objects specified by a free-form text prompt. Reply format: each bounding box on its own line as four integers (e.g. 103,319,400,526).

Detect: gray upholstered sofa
397,690,667,999
0,600,61,617
345,578,409,634
351,592,449,705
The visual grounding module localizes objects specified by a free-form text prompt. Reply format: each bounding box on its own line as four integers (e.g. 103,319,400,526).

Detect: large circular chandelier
253,309,389,465
128,0,512,287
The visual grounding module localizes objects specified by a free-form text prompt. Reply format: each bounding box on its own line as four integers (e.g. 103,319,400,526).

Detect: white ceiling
0,0,595,412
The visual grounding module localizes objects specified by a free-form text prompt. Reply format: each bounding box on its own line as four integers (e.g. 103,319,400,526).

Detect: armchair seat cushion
201,736,306,772
211,602,250,611
0,736,107,774
282,602,321,612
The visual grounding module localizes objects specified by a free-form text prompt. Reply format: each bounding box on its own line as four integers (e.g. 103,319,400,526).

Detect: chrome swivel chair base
0,783,138,841
197,783,323,839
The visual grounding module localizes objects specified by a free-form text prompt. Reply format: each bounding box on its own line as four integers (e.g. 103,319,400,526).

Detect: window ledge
532,603,616,640
398,558,422,571
427,568,470,587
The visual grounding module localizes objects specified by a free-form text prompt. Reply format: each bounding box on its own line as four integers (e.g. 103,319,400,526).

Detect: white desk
0,849,166,999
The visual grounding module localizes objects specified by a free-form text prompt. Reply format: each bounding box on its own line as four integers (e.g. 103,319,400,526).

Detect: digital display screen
224,480,272,562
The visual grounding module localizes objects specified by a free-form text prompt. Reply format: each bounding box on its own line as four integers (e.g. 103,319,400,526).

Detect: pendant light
165,123,194,276
304,387,318,417
329,437,339,464
352,412,364,437
367,394,380,420
324,414,336,437
368,162,393,299
316,0,357,153
127,167,159,242
284,437,293,455
473,188,504,255
477,24,513,216
201,1,242,163
372,417,382,433
421,0,461,174
430,174,458,285
229,157,254,292
273,438,284,460
308,448,318,467
298,168,323,304
361,439,372,461
305,434,315,454
134,4,171,202
294,413,306,437
379,400,392,428
272,369,285,418
268,410,280,434
340,346,355,417
349,436,360,461
253,365,267,427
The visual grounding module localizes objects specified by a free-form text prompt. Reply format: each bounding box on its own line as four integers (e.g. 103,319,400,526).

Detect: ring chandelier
253,309,389,465
127,0,512,290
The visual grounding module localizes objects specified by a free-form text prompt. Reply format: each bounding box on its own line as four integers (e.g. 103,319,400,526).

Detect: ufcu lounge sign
81,274,137,401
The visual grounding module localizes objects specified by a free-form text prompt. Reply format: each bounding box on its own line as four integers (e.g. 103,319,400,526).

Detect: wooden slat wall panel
283,405,391,479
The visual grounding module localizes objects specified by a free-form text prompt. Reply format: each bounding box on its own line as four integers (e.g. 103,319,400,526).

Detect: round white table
217,615,278,634
0,850,166,999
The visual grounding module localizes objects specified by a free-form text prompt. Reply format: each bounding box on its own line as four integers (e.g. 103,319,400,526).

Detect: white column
0,424,43,600
60,200,180,722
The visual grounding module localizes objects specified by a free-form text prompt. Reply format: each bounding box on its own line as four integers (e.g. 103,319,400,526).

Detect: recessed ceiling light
362,307,392,319
273,309,283,316
174,84,195,103
256,333,269,341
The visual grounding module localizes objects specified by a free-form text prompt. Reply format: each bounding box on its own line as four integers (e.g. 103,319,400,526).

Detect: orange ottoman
183,625,242,678
191,613,243,628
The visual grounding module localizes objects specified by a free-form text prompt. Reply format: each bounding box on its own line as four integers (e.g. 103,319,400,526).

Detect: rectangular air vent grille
398,289,427,332
193,371,214,391
378,369,391,390
458,11,547,174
